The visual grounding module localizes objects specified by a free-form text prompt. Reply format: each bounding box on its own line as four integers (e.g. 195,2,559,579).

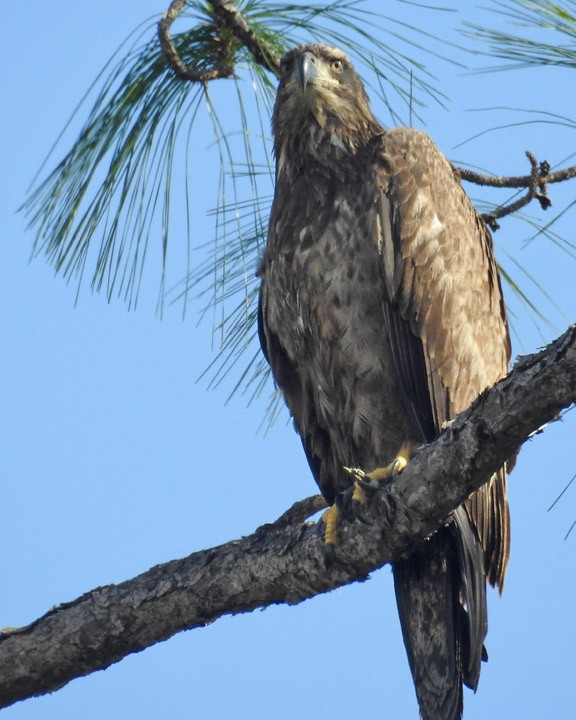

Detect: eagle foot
344,444,411,516
344,454,408,491
319,445,411,560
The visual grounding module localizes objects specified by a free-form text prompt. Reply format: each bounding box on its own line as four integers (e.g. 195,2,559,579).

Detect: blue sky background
2,2,576,718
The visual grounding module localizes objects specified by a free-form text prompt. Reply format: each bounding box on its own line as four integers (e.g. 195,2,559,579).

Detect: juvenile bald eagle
258,43,510,720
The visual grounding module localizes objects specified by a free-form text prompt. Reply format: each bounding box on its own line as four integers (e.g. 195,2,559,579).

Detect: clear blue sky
2,2,576,719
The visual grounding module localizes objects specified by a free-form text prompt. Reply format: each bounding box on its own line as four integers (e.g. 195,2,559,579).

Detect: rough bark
1,325,575,709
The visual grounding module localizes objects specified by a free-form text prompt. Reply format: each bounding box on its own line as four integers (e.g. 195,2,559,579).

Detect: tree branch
458,151,576,230
1,325,576,709
158,0,280,83
159,0,233,81
210,0,280,76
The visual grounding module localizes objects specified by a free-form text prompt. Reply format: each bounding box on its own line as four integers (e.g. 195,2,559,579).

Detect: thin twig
459,162,576,189
458,152,576,230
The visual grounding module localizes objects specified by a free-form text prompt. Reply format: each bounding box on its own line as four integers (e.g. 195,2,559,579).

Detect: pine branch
158,0,280,82
458,151,576,230
210,0,280,75
157,0,576,234
2,324,576,709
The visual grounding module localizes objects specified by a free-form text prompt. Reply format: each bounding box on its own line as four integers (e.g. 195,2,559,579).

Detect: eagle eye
330,59,344,73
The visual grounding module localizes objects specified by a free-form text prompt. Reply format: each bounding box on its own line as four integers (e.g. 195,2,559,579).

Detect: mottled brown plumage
258,43,510,720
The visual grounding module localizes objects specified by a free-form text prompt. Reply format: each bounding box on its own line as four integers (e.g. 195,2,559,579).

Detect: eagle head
272,44,381,167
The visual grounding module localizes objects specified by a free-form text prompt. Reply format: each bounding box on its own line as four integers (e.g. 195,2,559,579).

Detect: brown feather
377,127,511,590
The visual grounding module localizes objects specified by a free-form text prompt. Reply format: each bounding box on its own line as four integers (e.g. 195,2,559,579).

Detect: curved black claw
323,541,336,568
335,486,355,522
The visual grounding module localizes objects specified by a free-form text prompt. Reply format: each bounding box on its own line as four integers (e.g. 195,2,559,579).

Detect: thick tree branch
1,326,576,709
458,152,576,229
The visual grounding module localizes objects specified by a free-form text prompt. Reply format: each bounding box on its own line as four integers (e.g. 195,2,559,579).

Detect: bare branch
458,152,576,230
458,159,576,189
267,494,327,527
1,325,576,709
158,0,280,83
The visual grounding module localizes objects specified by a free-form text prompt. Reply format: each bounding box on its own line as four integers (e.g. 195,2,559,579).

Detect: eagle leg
318,490,365,563
320,504,342,564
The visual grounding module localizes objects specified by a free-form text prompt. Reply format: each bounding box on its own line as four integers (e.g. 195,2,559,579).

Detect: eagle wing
375,128,510,709
376,127,510,588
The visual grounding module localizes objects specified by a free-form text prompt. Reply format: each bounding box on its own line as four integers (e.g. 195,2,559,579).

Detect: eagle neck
275,121,382,187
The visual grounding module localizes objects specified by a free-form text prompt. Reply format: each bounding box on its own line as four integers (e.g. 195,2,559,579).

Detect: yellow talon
351,481,368,505
393,442,412,471
369,444,410,479
321,504,341,546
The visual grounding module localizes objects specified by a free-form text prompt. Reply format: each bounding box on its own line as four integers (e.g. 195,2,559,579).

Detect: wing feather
377,127,511,587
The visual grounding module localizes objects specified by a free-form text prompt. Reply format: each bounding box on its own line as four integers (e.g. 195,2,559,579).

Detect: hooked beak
296,51,320,92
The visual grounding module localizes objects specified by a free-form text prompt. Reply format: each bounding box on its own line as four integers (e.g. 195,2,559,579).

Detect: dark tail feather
452,506,488,690
393,519,487,720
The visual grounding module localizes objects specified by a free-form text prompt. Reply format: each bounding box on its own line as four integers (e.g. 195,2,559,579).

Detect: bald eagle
258,43,510,720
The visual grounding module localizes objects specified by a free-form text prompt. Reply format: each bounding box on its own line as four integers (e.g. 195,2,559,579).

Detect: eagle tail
393,517,487,720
